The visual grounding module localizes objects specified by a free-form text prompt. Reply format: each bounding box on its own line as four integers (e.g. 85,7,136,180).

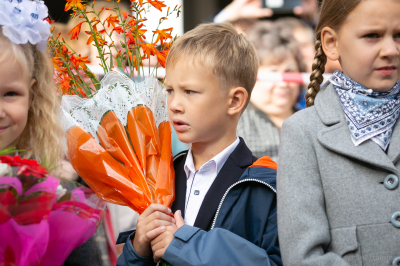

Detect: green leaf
0,147,19,156
117,56,124,69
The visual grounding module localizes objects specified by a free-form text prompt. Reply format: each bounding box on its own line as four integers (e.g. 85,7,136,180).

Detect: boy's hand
133,204,176,257
151,210,185,262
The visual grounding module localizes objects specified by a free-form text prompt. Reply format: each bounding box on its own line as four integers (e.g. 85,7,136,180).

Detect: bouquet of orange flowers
50,0,180,215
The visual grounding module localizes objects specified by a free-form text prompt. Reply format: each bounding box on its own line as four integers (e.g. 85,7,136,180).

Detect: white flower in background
0,163,12,176
56,184,67,201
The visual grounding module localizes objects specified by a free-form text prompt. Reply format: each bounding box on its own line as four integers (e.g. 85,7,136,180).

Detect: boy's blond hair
0,28,64,167
166,22,259,106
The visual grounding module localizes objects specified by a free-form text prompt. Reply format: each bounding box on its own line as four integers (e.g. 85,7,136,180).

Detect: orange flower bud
62,44,69,53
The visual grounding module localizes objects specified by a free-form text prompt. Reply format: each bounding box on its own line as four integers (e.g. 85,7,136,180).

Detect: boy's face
165,59,231,144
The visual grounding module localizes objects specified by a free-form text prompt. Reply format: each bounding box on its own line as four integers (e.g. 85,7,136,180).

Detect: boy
116,22,282,266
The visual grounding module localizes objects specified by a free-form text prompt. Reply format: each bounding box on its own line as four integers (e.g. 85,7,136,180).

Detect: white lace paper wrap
61,71,169,143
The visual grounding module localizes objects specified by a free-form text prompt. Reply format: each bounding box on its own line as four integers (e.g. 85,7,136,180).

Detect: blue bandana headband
329,71,400,151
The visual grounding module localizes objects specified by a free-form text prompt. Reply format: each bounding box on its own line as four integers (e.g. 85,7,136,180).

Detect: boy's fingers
150,231,164,247
146,226,166,242
145,220,174,236
153,248,167,263
140,204,172,218
151,238,164,253
174,210,185,228
146,211,175,225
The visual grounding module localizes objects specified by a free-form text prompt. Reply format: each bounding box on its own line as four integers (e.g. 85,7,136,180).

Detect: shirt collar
184,137,240,179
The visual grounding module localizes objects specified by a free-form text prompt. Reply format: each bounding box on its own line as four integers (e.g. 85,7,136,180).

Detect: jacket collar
315,82,400,174
171,138,255,231
194,137,255,231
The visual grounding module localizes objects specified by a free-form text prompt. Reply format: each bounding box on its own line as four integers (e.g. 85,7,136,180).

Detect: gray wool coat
277,81,400,266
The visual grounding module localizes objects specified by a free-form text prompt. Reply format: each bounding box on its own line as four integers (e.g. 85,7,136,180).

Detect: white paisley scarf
329,71,400,151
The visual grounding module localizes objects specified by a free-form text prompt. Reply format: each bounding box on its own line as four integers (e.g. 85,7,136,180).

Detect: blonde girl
277,0,400,265
0,23,63,166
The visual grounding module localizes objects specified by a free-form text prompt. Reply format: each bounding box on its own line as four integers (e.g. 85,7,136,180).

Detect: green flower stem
83,5,108,73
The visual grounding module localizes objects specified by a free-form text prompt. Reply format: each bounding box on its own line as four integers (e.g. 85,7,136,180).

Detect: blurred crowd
52,0,343,265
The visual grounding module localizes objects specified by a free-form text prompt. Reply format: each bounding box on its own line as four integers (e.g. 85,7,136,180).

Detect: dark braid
306,38,327,107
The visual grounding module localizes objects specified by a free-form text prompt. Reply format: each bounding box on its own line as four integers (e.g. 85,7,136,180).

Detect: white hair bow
0,0,51,53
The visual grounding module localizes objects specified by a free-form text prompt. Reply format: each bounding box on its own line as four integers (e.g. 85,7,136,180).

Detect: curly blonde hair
306,0,362,107
0,28,64,166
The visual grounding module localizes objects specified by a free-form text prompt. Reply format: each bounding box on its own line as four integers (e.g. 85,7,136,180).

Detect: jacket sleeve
116,230,156,266
277,117,351,266
162,224,281,266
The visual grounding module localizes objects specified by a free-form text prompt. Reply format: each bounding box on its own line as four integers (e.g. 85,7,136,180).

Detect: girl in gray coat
277,0,400,265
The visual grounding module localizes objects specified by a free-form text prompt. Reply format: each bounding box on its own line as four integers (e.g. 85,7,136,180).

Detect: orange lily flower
128,18,137,27
126,31,135,46
148,0,166,11
62,45,69,53
142,43,158,58
152,28,172,45
105,15,120,28
163,42,172,49
121,11,128,19
87,35,107,46
156,50,168,68
68,21,85,40
112,26,124,34
70,54,91,70
65,0,86,11
52,58,64,72
44,18,54,24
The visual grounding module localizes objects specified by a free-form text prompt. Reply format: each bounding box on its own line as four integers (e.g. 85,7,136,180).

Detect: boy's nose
380,37,400,58
168,96,184,114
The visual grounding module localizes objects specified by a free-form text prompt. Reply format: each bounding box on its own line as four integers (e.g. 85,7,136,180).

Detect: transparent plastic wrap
61,71,175,214
0,158,106,266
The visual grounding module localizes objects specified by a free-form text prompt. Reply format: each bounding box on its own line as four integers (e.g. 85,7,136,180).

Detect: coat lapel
193,138,255,231
387,119,400,165
171,152,188,217
316,82,398,173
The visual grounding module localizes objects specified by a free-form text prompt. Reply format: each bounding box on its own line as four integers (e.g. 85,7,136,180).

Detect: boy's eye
364,33,379,39
166,89,174,95
185,90,195,95
394,33,400,39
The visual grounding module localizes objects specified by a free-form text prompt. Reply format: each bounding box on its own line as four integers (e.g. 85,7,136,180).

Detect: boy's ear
227,87,247,116
321,26,340,61
29,79,36,108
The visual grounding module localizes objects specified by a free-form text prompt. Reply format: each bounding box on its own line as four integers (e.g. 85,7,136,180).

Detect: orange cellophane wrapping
66,107,174,214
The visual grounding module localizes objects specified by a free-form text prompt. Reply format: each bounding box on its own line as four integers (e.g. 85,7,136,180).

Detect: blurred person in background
237,21,306,161
214,0,319,26
275,17,314,72
214,0,342,74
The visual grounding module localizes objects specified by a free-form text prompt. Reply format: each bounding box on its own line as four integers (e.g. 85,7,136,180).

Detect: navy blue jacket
116,138,282,266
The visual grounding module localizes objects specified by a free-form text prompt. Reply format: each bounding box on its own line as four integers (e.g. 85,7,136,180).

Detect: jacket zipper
210,179,276,230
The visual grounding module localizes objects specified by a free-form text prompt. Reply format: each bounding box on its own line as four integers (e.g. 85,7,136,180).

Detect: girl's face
0,59,33,150
335,0,400,92
251,56,300,116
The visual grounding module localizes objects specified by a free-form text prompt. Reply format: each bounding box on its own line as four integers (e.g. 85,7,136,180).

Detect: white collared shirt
183,137,240,226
